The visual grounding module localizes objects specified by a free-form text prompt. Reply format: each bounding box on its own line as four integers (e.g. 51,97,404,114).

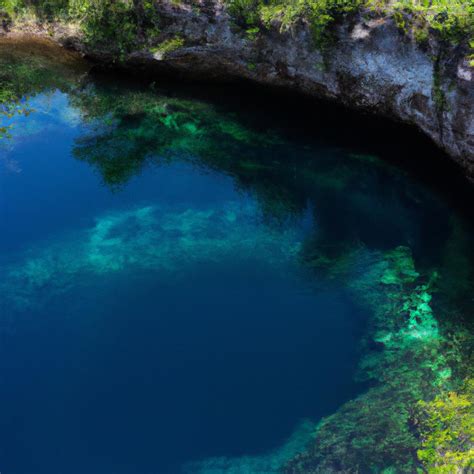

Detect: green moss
380,246,420,285
415,27,429,43
150,36,184,56
285,244,471,472
245,26,260,40
415,379,474,473
225,0,473,57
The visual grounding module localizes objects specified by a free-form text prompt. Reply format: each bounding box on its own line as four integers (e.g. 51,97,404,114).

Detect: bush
226,0,473,53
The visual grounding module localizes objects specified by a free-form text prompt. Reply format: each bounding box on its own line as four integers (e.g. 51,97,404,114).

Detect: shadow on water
87,65,474,215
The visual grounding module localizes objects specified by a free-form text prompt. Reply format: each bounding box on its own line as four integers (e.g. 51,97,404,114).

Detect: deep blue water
0,92,371,474
1,59,474,474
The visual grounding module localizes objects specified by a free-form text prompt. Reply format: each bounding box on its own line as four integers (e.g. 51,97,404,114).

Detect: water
1,40,473,474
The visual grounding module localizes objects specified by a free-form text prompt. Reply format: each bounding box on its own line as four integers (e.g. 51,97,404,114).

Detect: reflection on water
1,39,473,474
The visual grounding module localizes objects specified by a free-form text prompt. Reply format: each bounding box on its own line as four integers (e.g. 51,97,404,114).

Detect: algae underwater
0,39,473,474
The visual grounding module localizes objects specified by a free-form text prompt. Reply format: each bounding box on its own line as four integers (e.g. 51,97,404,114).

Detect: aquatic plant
415,378,474,473
68,84,280,188
1,202,302,312
284,244,471,473
184,420,316,474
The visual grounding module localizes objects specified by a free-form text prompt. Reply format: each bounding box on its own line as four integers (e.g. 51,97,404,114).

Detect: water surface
1,40,473,474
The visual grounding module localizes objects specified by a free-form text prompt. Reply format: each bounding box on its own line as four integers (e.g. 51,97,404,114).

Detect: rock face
133,1,474,180
2,0,474,179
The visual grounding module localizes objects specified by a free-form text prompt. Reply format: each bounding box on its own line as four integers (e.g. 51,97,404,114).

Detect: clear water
1,41,473,474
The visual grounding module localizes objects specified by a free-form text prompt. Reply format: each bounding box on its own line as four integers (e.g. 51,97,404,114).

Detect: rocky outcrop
2,0,474,179
142,1,474,179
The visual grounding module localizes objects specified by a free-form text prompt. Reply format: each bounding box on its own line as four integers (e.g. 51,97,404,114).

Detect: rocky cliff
2,0,474,180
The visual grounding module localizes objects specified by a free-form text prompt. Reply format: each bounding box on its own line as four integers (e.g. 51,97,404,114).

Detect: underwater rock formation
184,420,316,474
284,244,473,473
0,202,302,312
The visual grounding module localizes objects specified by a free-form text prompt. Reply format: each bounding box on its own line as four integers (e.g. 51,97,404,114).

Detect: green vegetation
226,0,473,59
415,379,474,473
229,0,364,48
67,82,279,188
1,42,474,474
79,0,159,56
0,0,472,79
2,202,302,311
150,36,184,56
392,0,473,45
0,0,160,56
1,0,472,55
0,38,85,137
286,245,461,472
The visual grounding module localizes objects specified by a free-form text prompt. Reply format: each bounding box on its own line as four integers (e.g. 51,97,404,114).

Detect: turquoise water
1,44,474,474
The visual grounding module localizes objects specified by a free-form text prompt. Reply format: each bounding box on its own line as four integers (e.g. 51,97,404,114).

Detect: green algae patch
150,36,185,58
285,245,471,473
69,85,281,188
184,420,317,474
380,246,420,285
415,378,474,473
1,202,302,312
175,240,473,474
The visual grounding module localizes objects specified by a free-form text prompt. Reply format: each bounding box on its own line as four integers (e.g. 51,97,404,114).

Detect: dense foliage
0,0,473,53
227,0,473,52
0,0,160,54
0,0,472,70
415,379,474,473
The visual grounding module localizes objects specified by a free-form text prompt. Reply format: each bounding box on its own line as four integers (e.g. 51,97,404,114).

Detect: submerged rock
0,202,302,312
